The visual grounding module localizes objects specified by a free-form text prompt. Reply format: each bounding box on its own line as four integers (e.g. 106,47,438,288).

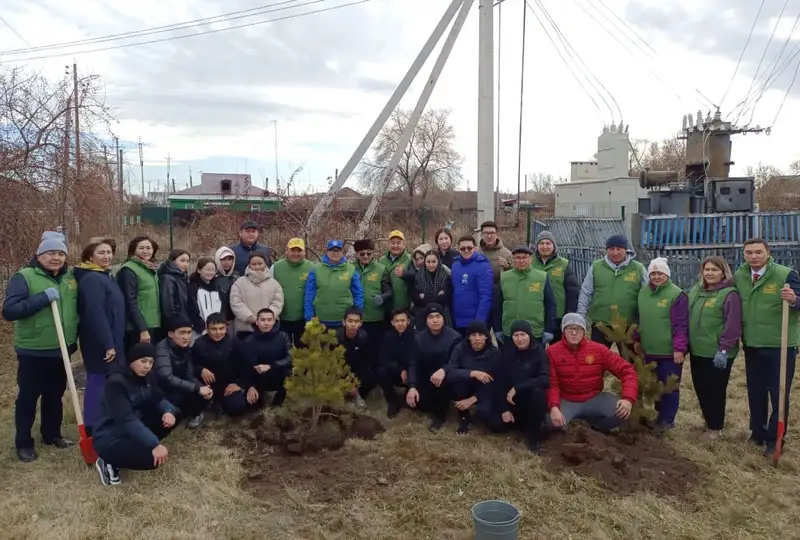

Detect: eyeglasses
459,246,474,252
482,231,498,236
564,326,583,333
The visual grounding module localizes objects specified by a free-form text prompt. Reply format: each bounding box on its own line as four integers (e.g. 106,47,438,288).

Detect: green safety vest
312,261,356,322
500,265,548,337
637,281,683,355
734,259,799,348
587,259,645,326
272,258,315,322
13,266,79,350
379,251,411,310
357,260,387,322
120,258,160,330
687,283,739,358
532,256,569,317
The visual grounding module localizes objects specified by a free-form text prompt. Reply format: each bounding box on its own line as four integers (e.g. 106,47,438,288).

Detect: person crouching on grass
242,308,293,408
633,257,689,431
547,313,638,432
336,307,373,408
93,343,177,487
154,318,213,429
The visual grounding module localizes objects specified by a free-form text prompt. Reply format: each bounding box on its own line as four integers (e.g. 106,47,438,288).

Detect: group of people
4,219,798,486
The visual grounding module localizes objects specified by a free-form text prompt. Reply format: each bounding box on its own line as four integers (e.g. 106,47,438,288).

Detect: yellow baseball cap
287,238,305,250
389,230,405,240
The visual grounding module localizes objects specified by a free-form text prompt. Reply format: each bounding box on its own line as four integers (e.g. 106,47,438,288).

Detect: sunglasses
459,246,474,252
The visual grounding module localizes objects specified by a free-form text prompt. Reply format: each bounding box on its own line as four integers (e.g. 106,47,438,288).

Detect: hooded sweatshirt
214,246,240,321
229,267,285,334
188,272,223,331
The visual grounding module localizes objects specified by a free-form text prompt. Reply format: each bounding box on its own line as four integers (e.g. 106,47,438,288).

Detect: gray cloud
11,0,410,130
626,0,800,113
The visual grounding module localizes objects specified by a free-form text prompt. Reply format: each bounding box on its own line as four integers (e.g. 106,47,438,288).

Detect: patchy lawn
0,343,796,539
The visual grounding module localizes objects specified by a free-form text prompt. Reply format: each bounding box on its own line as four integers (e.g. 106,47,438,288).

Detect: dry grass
0,344,796,540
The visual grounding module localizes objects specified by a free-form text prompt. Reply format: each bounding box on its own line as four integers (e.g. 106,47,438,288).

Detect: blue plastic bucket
471,500,521,539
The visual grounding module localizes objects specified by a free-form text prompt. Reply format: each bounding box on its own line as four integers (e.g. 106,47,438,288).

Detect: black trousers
253,366,291,406
451,379,495,422
377,364,406,405
486,388,547,440
123,327,163,354
552,319,563,345
690,354,734,430
590,325,614,348
281,320,306,348
165,391,208,422
744,346,797,443
14,354,67,449
97,411,173,471
220,389,258,416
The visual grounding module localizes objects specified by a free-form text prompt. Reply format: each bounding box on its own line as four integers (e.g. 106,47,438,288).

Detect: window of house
220,179,231,193
250,204,260,212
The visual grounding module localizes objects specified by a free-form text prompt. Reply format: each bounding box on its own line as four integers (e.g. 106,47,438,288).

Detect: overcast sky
1,0,798,196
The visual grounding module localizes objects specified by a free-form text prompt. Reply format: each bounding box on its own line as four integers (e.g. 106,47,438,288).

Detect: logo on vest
551,268,563,277
528,282,541,292
624,271,638,282
763,283,778,294
300,273,308,281
704,298,716,307
368,272,378,282
585,355,595,364
67,279,77,290
657,298,669,307
339,273,350,281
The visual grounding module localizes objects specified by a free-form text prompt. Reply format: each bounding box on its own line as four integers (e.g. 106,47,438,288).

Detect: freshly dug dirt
542,424,704,497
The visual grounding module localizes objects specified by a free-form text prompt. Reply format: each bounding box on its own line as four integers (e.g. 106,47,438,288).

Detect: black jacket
154,338,202,396
191,334,252,388
497,342,550,413
335,327,370,370
215,269,241,321
92,364,176,452
445,340,503,412
379,327,416,373
117,265,158,334
158,261,194,331
438,248,459,269
187,273,223,330
242,325,293,376
408,327,462,388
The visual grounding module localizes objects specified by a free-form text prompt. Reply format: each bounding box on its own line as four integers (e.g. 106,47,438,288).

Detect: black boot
457,411,472,435
271,388,287,407
16,447,38,462
386,399,401,419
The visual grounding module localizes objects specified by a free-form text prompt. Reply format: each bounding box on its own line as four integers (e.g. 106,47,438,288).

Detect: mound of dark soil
542,424,704,497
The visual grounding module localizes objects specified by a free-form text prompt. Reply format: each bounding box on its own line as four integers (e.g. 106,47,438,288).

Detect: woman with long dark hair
412,250,453,328
117,236,161,351
158,249,193,334
188,257,222,332
434,228,459,269
75,238,125,435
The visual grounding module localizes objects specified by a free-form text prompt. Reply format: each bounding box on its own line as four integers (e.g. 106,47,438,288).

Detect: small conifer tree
596,311,680,426
283,318,360,429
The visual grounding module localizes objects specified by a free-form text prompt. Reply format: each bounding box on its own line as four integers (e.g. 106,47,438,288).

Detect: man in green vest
303,239,364,329
271,237,315,347
533,231,580,342
354,239,393,360
2,231,78,462
493,245,557,348
379,230,412,310
734,237,800,457
577,234,647,347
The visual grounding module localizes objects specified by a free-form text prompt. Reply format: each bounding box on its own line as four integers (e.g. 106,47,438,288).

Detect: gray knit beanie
561,313,588,332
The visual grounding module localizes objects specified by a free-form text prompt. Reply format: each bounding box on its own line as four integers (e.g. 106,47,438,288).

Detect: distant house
167,173,280,212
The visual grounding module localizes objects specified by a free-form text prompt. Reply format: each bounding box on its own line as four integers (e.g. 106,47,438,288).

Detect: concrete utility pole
354,0,474,245
73,63,81,182
165,153,172,191
272,120,279,195
477,0,495,224
118,148,124,202
304,0,466,236
138,137,145,197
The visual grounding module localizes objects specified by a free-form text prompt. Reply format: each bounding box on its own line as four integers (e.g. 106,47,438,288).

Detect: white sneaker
96,458,121,486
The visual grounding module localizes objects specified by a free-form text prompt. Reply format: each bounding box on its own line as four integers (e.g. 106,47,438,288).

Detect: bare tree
629,138,686,175
358,107,463,207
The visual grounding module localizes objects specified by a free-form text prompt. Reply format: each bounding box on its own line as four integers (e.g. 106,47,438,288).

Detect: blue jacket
303,255,364,325
230,241,272,275
450,252,494,328
75,265,126,373
2,259,77,358
92,364,176,453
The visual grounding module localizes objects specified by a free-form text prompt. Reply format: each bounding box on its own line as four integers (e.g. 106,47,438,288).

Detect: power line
0,16,32,47
1,0,371,62
770,55,800,127
1,0,303,55
719,0,765,107
524,0,604,120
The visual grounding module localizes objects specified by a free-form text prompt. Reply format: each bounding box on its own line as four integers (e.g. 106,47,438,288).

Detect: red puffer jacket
545,338,638,410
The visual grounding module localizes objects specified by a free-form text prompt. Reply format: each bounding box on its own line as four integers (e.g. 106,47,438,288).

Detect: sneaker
386,401,401,419
700,429,724,441
187,413,204,429
457,418,471,435
354,396,367,409
525,437,542,454
96,458,120,486
428,418,445,432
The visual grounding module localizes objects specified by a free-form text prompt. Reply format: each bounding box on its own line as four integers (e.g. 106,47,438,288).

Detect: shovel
774,286,791,466
51,301,97,465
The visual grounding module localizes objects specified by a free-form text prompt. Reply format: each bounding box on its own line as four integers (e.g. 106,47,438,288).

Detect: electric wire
0,0,371,62
769,54,800,127
0,0,304,55
0,16,32,47
593,0,656,56
719,0,765,107
523,0,604,120
530,0,619,123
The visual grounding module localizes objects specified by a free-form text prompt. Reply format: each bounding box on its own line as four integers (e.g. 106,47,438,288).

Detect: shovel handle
51,301,84,426
774,289,791,465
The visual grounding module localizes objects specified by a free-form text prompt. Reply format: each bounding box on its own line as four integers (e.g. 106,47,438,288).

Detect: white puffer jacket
229,267,285,334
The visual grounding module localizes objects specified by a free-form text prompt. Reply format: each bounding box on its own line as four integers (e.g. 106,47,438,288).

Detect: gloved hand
44,288,59,302
494,332,504,344
712,350,728,369
372,294,384,307
542,332,554,345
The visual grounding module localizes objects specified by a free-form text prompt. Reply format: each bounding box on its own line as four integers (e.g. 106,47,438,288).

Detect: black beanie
166,317,193,332
606,234,628,249
465,319,490,338
425,303,445,318
128,342,156,363
509,320,533,338
353,239,374,252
